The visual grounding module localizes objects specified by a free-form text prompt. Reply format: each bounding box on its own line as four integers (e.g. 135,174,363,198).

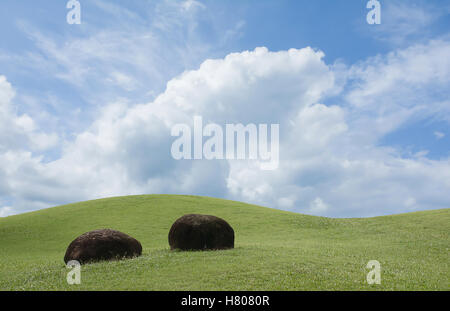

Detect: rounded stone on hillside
64,229,142,264
168,214,234,251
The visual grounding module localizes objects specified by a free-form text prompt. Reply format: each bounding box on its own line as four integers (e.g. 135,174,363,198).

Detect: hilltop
0,195,448,290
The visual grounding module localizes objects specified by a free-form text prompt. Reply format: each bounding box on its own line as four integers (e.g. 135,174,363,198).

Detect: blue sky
0,0,449,217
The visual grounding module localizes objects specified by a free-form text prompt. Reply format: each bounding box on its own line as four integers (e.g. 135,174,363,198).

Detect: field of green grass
0,195,448,290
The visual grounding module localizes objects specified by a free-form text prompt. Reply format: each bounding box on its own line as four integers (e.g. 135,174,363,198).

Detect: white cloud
0,76,58,153
0,75,14,106
1,39,450,217
107,72,138,92
308,198,329,215
0,206,14,217
434,131,445,139
369,1,446,45
181,0,206,12
345,39,450,143
404,197,417,208
14,0,218,106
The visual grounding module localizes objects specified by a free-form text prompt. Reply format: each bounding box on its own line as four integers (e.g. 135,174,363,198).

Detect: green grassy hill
0,195,448,290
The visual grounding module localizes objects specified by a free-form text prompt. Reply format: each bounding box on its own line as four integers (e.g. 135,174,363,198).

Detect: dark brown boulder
64,229,142,264
168,214,234,251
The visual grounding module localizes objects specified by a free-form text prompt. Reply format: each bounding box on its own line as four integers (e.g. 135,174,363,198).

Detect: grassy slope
0,195,448,291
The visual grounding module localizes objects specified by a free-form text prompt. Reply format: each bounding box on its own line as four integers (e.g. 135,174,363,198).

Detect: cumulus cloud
0,76,58,153
1,40,450,217
308,198,329,215
0,206,14,217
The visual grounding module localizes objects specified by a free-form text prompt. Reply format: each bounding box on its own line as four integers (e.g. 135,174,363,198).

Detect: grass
0,194,448,290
